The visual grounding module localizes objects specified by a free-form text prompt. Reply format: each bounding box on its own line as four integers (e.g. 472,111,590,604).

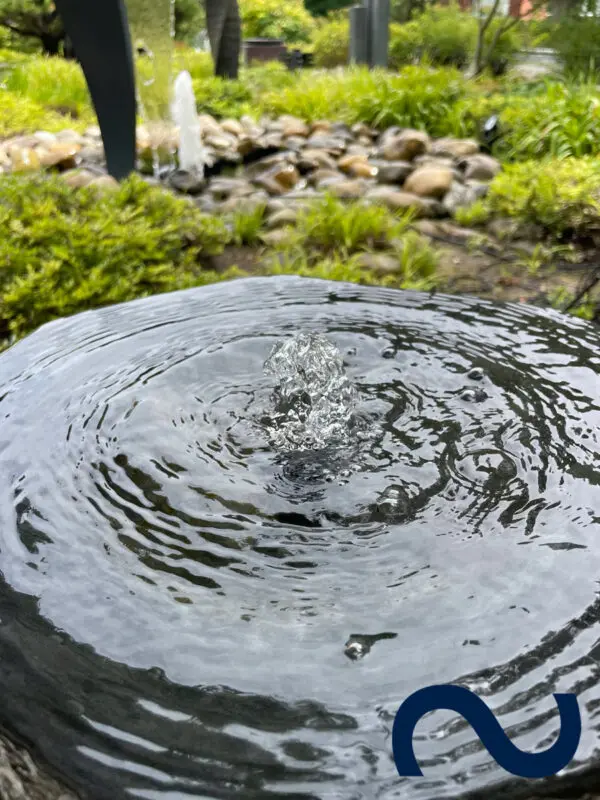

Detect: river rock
344,143,372,158
260,228,294,247
33,130,57,146
88,175,119,191
281,117,310,138
197,114,223,136
310,169,345,187
205,132,238,151
221,119,244,137
430,138,480,158
351,122,375,138
404,166,454,199
297,149,338,172
37,141,81,170
305,135,346,155
382,129,430,161
167,169,207,194
61,168,98,188
364,186,431,215
219,191,269,214
209,177,255,200
270,163,301,190
8,146,40,172
370,160,413,184
460,154,501,182
55,129,84,143
356,252,401,275
267,208,300,228
338,154,377,179
310,120,332,134
329,179,369,199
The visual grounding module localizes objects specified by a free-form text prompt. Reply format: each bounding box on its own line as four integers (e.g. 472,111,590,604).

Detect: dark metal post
349,4,370,65
54,0,137,180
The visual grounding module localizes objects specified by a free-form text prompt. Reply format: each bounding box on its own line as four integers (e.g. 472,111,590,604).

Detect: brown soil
205,223,600,317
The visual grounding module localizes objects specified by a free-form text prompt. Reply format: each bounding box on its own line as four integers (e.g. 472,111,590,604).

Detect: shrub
239,0,316,43
545,17,600,79
191,75,253,118
417,4,476,69
389,21,423,68
312,16,349,67
3,55,93,120
172,48,214,81
454,157,600,239
484,17,523,75
287,192,413,252
0,174,232,340
260,65,470,134
0,89,89,136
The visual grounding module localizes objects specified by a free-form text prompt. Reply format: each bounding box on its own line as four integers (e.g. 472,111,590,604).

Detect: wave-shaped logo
392,684,581,779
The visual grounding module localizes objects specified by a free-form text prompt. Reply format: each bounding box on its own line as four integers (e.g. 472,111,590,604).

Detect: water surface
0,276,599,799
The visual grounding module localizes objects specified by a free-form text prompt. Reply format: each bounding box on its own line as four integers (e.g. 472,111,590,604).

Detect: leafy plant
0,174,232,340
4,54,92,118
0,87,89,135
239,0,316,43
312,15,349,67
455,157,600,239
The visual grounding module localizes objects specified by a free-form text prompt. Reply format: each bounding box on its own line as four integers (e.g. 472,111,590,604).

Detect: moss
0,174,232,340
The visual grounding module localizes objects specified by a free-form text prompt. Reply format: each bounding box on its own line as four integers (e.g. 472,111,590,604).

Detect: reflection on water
0,276,599,799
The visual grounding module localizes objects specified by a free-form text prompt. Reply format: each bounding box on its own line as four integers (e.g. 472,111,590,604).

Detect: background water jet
0,276,598,799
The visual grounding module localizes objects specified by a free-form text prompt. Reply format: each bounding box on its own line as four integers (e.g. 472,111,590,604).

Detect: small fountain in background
170,69,207,182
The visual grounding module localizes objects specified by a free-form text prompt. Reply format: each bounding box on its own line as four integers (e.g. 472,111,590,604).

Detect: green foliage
3,55,93,119
304,0,354,17
455,158,600,238
260,65,469,134
418,4,476,68
172,0,205,44
312,15,348,67
388,21,423,68
240,0,316,43
544,17,600,78
259,193,437,288
191,74,253,118
231,202,268,245
449,80,600,161
172,48,214,80
288,192,414,252
0,174,232,340
0,88,89,135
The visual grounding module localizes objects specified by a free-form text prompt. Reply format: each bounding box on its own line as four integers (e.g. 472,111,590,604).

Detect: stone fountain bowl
0,275,598,800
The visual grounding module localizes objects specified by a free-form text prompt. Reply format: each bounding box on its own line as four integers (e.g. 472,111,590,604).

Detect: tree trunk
205,0,241,79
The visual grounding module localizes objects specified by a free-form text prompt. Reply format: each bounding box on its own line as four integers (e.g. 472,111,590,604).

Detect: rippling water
0,275,599,800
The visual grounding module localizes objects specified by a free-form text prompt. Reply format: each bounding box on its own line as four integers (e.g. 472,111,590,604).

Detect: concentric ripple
0,275,599,800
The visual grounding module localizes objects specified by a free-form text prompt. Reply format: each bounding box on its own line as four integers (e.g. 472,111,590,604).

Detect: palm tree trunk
205,0,241,79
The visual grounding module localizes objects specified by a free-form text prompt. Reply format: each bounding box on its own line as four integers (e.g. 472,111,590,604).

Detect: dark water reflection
0,276,599,799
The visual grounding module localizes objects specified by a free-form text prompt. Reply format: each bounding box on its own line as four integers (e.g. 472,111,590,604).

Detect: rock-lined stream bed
0,114,500,220
0,276,599,799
